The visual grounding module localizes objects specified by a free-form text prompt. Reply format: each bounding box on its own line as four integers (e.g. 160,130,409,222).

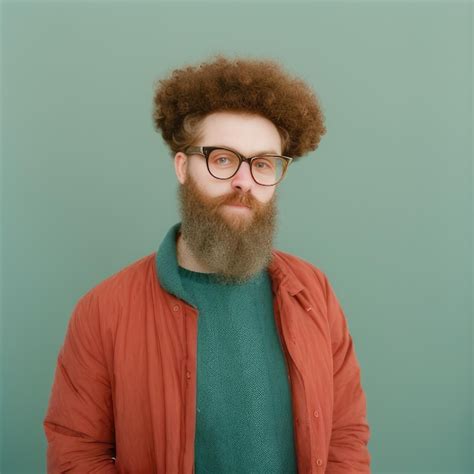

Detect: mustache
212,191,259,211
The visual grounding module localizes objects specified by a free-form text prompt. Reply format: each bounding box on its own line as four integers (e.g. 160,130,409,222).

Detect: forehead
198,111,282,155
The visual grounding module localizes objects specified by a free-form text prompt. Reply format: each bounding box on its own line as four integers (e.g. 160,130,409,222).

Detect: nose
230,161,254,193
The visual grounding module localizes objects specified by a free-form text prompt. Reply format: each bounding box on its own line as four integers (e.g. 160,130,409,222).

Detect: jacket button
186,371,191,379
316,458,323,466
173,305,180,312
313,410,319,418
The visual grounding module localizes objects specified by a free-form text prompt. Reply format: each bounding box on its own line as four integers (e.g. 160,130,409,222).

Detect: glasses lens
208,149,240,178
251,156,286,185
207,149,287,185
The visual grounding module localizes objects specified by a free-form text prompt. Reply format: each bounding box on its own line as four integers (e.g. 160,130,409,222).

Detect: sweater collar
156,222,193,304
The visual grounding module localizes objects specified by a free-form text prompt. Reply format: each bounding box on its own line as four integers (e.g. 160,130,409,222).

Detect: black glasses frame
183,146,293,186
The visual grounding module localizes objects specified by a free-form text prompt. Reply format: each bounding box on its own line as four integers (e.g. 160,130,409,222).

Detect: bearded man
43,55,371,473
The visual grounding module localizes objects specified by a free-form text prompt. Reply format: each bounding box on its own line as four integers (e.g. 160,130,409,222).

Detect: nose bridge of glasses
234,154,253,177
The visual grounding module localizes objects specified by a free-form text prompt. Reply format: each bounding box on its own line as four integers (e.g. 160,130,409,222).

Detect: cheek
254,187,275,205
190,167,231,198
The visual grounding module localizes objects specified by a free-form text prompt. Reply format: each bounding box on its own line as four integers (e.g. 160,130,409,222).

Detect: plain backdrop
1,1,472,473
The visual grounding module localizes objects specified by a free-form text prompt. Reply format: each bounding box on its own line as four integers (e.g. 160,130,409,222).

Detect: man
43,55,371,473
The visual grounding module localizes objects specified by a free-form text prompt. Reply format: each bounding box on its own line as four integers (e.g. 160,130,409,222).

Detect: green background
1,1,472,472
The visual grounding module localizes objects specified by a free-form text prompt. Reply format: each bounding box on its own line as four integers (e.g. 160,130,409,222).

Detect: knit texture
157,222,297,473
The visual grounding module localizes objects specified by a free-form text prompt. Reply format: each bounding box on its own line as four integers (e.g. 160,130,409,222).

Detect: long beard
177,175,278,284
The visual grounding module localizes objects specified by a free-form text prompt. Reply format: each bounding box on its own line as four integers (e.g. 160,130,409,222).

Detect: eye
209,150,238,167
253,158,274,170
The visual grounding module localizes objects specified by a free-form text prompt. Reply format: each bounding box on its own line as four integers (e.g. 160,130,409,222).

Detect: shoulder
272,249,347,327
271,248,329,294
74,252,158,322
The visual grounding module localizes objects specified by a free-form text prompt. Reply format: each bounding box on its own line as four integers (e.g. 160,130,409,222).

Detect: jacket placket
272,269,327,474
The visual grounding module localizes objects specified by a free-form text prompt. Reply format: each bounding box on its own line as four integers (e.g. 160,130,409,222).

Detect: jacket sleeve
43,294,117,473
324,274,371,473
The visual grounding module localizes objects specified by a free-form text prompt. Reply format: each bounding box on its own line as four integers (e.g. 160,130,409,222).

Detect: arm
324,274,371,473
43,294,117,473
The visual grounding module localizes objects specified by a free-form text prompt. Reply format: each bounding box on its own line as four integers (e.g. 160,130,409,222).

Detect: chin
220,208,253,228
221,205,252,216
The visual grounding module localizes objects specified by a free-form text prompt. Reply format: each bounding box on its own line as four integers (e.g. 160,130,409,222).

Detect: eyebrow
216,145,280,156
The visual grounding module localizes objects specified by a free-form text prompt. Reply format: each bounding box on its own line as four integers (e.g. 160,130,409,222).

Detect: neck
176,231,214,273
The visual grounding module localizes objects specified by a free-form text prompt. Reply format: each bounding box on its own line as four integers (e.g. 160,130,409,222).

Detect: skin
174,111,283,273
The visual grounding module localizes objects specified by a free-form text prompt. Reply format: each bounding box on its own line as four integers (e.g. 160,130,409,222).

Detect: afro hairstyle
152,54,327,160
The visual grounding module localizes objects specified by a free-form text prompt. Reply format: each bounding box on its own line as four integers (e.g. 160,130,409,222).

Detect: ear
174,152,188,185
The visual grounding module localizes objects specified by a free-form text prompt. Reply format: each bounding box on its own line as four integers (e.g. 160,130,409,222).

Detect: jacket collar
156,222,306,302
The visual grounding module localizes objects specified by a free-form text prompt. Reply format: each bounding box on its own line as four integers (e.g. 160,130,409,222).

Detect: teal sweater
157,223,296,473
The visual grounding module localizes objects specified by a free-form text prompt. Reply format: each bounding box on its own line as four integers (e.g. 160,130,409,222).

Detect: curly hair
152,54,327,160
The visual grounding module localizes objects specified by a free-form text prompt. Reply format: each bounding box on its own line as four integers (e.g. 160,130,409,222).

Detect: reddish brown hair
152,54,327,159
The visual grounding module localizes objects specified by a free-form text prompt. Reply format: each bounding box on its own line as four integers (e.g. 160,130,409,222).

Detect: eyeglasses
183,146,293,186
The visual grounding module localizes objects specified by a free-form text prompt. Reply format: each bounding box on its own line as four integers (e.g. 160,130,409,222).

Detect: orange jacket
43,248,371,473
